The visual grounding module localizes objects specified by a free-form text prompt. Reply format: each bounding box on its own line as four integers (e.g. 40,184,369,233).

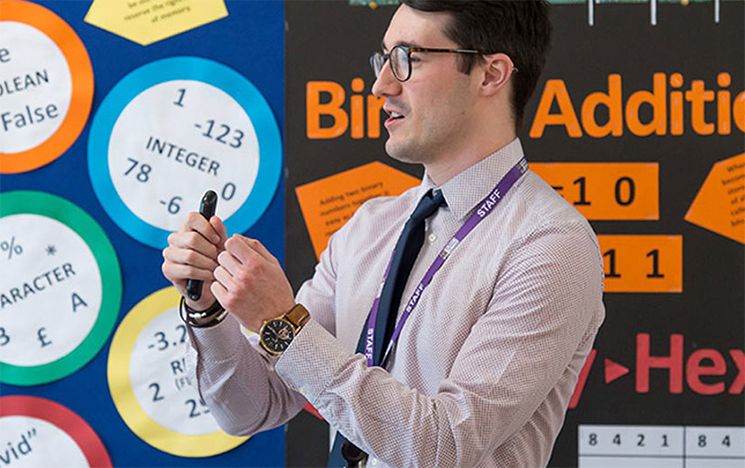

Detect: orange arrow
295,162,420,259
605,358,630,383
685,153,745,245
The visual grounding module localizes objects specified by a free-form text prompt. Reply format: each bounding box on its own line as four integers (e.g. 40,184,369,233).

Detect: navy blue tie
373,188,446,365
328,189,446,468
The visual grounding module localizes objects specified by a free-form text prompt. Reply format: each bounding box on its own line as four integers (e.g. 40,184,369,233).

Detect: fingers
223,236,255,264
213,262,233,285
161,260,214,285
162,212,224,287
210,281,229,309
242,236,276,263
214,249,241,286
168,230,219,260
216,249,243,276
161,244,216,286
210,216,228,245
181,212,222,244
225,235,277,264
208,234,294,327
163,245,218,271
214,237,274,303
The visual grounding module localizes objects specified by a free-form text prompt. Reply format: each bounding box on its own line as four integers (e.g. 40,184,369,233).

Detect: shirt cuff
274,319,353,404
188,313,246,362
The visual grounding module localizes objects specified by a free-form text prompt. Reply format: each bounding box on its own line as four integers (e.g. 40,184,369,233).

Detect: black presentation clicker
185,190,218,301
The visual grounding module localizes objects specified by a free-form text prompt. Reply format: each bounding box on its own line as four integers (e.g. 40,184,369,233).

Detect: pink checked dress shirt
186,138,605,467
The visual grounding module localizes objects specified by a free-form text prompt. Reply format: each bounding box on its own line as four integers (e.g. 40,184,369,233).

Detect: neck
425,130,517,186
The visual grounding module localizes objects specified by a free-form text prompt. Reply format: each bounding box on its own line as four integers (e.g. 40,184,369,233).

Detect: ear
479,53,516,97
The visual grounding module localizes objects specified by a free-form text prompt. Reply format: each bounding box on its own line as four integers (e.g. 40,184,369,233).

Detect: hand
162,213,227,310
211,235,295,332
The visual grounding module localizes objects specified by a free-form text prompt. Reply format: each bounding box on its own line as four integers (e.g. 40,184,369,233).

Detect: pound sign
37,327,52,347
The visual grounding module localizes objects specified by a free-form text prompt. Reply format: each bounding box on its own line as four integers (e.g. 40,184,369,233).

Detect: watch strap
283,304,310,330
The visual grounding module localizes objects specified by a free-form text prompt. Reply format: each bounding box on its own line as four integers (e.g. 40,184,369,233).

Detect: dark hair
402,0,552,128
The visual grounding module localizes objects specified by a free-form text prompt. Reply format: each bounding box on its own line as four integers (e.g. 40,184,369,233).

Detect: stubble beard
384,119,456,169
384,121,443,167
385,137,425,165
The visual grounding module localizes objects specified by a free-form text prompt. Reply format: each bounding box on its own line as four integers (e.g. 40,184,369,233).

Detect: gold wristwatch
258,304,310,355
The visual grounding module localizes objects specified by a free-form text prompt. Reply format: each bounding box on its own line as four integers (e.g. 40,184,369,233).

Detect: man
162,1,605,466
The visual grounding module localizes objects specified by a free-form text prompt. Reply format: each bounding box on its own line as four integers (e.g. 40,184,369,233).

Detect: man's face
372,5,479,166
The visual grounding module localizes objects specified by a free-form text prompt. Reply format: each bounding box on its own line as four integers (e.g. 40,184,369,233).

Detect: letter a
72,292,88,312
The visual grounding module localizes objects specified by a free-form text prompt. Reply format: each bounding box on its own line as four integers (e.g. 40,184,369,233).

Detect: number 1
572,177,592,206
646,249,664,278
603,249,621,278
174,88,186,107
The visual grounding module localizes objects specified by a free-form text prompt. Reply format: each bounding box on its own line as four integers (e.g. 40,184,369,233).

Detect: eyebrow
381,40,423,52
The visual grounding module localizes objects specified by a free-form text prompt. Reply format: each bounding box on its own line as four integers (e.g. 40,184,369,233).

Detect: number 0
615,177,635,206
222,182,236,201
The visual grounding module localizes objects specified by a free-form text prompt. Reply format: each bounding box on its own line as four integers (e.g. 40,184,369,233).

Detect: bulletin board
1,0,285,466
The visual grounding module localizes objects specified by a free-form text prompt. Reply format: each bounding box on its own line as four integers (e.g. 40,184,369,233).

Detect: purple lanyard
364,158,529,367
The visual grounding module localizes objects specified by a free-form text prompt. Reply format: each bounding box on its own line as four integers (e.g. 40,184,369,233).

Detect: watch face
261,319,295,353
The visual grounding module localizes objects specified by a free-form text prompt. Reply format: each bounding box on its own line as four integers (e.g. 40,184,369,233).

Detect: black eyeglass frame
370,45,483,82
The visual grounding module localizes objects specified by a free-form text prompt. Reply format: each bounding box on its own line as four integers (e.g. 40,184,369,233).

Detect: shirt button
370,459,378,466
428,233,437,243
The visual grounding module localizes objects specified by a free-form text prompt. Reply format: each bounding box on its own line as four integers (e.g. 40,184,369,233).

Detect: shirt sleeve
186,219,342,437
274,221,604,467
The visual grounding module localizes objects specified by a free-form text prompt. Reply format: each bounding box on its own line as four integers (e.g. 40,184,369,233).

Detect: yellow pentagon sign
84,0,228,46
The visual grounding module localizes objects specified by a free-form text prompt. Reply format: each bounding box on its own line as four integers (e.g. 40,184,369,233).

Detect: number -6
165,196,182,214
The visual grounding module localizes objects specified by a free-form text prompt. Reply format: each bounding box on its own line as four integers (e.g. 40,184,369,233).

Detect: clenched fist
211,235,295,332
161,212,227,310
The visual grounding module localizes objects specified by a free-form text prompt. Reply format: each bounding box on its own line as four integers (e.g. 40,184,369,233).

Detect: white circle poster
0,396,111,467
0,191,121,386
88,57,282,248
0,21,72,154
0,0,94,174
107,286,247,457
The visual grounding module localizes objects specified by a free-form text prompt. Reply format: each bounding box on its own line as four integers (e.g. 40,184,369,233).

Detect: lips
385,115,404,129
384,107,405,129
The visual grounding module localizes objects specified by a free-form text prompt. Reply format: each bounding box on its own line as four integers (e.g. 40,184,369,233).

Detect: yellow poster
84,0,228,46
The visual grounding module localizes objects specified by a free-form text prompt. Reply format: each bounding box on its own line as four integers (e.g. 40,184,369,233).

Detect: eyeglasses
370,45,482,82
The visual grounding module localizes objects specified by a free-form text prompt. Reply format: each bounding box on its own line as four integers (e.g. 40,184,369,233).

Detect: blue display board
1,1,285,466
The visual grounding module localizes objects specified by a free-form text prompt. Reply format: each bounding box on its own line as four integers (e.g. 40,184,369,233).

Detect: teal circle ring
87,56,282,249
0,191,122,386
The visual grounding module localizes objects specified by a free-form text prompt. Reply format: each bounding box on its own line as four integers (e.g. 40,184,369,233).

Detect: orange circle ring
0,0,94,174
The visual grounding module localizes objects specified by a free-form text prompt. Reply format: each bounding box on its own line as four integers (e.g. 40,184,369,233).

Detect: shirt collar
419,138,526,220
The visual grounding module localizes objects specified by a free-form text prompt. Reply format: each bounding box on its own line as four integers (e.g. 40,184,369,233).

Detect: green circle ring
0,191,122,385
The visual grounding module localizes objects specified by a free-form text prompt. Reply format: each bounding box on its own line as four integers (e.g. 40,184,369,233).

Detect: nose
371,59,402,98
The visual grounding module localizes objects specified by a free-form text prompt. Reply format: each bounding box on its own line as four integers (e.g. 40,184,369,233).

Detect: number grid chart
579,425,745,468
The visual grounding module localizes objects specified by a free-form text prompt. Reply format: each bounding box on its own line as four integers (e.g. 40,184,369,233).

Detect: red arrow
303,402,324,421
605,358,630,383
569,349,596,409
